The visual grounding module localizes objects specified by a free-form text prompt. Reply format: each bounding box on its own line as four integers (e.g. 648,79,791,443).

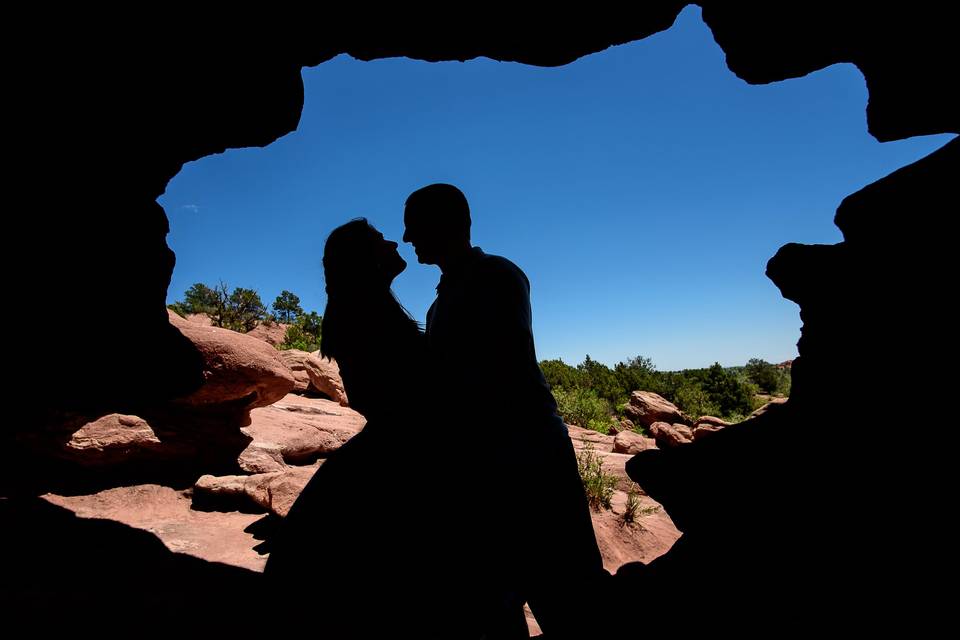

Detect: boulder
695,416,732,428
613,430,657,455
692,424,725,441
65,414,163,464
307,351,349,405
567,424,616,452
168,309,295,409
246,321,290,347
278,349,314,393
42,485,266,571
237,442,287,474
648,422,693,448
243,395,365,464
194,464,320,517
623,391,692,428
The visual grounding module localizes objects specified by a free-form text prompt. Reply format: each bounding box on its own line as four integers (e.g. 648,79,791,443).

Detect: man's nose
402,228,410,243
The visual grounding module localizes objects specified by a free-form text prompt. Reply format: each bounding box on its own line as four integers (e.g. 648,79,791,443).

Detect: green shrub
614,356,658,399
621,483,662,526
623,485,642,524
577,355,624,404
542,355,775,425
279,311,323,352
577,443,617,511
541,359,585,391
629,422,649,437
279,325,319,352
671,382,720,419
168,281,266,332
167,302,189,318
775,370,792,397
272,290,303,324
553,387,613,433
701,363,756,418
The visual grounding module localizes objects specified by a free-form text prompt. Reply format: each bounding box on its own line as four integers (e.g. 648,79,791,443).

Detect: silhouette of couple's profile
265,184,607,638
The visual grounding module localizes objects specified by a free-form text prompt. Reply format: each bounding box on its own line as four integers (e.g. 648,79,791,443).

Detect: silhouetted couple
265,184,606,638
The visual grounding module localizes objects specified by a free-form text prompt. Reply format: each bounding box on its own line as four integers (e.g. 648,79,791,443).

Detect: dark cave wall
7,2,957,630
700,2,958,141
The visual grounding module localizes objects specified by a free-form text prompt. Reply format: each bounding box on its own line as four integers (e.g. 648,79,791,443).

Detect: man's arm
463,257,536,382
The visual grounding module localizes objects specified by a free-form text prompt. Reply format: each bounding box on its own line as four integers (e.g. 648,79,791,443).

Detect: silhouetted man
404,183,606,638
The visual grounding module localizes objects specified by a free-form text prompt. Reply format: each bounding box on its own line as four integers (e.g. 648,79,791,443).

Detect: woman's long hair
320,218,420,362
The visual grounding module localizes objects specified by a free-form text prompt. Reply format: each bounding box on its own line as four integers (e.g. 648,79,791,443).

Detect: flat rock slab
43,484,267,572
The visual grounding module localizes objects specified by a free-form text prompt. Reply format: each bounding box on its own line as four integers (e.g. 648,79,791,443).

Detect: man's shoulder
474,250,528,284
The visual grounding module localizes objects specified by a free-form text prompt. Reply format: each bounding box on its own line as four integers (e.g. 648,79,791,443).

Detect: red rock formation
648,421,694,448
306,351,350,405
246,320,290,347
243,395,365,465
613,430,657,455
167,310,295,409
623,391,692,428
276,349,349,405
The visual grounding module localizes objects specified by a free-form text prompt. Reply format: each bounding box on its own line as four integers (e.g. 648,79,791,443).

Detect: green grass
576,443,617,511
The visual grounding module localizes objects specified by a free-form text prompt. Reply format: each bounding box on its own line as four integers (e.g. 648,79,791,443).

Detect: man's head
403,183,472,266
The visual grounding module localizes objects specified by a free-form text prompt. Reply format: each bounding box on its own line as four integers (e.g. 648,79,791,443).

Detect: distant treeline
541,355,790,432
168,282,789,430
168,282,322,352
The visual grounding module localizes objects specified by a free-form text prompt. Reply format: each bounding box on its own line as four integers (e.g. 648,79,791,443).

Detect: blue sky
160,6,954,371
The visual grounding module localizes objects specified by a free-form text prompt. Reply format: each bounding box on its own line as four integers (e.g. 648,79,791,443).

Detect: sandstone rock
570,445,639,492
692,424,724,441
567,424,616,452
66,414,163,463
649,422,693,448
613,430,657,455
307,351,349,405
524,605,542,637
55,408,250,478
673,424,695,440
42,484,267,571
237,442,287,474
24,312,299,481
253,465,321,517
695,415,732,428
194,464,320,517
615,418,637,435
623,391,692,428
244,396,365,464
185,313,214,326
247,321,290,347
278,349,314,393
168,309,295,409
594,490,681,571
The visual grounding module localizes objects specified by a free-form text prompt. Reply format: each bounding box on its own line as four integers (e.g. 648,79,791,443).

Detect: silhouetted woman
264,219,470,637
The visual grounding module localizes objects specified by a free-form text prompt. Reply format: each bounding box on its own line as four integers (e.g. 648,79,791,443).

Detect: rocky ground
38,393,683,636
20,314,781,634
41,394,682,602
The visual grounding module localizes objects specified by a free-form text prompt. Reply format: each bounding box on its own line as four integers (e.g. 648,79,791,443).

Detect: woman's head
320,218,419,362
323,218,406,297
